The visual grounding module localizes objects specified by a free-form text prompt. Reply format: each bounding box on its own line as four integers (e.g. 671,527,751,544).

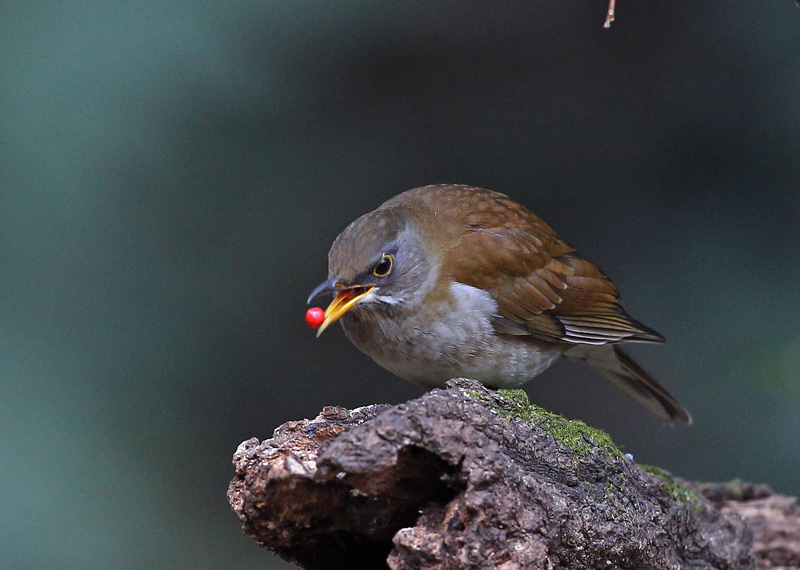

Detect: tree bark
228,379,799,570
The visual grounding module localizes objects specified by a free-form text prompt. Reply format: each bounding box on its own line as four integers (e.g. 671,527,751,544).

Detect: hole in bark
278,446,460,570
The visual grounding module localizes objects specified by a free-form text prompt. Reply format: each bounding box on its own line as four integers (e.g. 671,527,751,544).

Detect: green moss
461,388,487,401
499,389,622,460
640,464,702,511
463,387,623,460
463,387,635,511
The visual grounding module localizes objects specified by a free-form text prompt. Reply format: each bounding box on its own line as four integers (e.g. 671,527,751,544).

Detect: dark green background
2,2,798,569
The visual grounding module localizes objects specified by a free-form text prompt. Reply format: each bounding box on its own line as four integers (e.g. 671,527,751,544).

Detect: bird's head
307,207,436,336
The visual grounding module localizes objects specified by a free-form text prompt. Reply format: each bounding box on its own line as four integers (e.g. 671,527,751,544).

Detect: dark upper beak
307,276,345,305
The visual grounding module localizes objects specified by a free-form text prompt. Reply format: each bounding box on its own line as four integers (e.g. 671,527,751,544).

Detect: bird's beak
307,277,374,337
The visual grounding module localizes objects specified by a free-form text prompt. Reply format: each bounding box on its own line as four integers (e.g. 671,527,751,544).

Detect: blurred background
1,2,798,569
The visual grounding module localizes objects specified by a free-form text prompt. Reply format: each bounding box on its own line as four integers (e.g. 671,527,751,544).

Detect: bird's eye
372,254,393,277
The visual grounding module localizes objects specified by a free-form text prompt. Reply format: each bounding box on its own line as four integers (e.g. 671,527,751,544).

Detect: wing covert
449,206,662,345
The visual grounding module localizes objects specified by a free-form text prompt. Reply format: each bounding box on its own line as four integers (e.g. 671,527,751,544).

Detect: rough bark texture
228,379,798,570
700,481,800,570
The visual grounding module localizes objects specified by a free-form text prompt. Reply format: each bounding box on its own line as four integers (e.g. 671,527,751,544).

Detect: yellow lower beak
316,286,374,337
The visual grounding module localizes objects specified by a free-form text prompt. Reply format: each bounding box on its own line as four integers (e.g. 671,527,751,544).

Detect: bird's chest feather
340,282,563,388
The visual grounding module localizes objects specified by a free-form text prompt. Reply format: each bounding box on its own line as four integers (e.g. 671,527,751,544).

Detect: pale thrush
308,184,690,424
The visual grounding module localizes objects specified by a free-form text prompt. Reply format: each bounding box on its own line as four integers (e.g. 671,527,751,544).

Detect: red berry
305,307,325,329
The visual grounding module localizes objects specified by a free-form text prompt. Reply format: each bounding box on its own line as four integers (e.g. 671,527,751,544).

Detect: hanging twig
604,0,616,28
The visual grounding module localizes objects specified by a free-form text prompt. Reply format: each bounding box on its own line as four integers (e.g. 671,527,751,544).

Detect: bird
307,184,690,424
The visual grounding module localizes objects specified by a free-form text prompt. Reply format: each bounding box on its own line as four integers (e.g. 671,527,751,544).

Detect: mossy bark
228,379,793,570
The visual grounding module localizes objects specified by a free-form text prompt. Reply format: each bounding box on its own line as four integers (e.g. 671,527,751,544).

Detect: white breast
341,282,564,389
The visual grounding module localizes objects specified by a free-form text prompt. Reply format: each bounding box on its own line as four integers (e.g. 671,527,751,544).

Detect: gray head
307,207,435,334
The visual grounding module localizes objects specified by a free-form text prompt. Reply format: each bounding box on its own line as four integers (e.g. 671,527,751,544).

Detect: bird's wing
450,203,663,346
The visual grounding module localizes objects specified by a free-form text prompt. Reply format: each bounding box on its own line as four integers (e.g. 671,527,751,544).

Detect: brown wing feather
395,184,682,423
447,191,662,345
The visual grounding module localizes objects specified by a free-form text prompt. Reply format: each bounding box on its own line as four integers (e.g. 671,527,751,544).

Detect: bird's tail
564,344,691,424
